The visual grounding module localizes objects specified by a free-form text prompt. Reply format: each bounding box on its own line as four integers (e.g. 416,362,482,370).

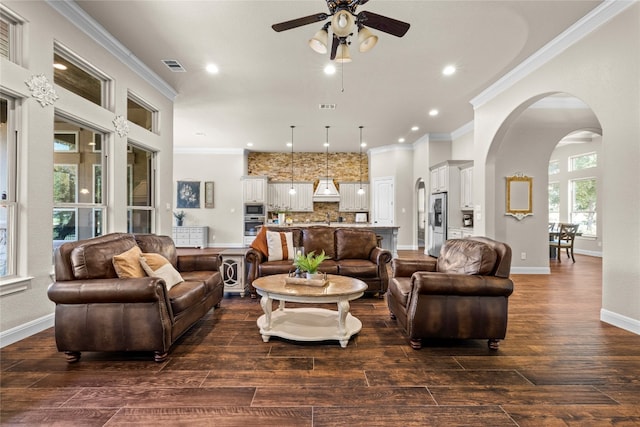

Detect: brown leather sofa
48,233,223,362
387,236,514,350
246,226,392,297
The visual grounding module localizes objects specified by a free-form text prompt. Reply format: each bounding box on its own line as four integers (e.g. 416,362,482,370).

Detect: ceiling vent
319,104,336,110
161,59,186,72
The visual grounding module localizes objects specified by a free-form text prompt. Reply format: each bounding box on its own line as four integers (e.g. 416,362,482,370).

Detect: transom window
127,93,157,133
0,6,23,64
569,152,597,171
53,46,109,107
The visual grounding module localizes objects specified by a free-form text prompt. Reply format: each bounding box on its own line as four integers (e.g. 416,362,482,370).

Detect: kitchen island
265,223,399,257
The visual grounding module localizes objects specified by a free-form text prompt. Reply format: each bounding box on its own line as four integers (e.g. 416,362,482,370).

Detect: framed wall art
204,181,214,208
176,180,200,209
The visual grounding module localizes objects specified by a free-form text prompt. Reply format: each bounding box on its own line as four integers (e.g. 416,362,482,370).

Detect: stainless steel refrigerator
428,192,447,257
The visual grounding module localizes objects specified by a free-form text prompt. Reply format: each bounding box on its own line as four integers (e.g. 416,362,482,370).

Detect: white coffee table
252,274,367,348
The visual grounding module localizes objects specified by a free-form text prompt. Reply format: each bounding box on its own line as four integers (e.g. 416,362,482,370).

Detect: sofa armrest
245,248,264,285
370,247,392,266
47,277,169,304
392,258,437,277
177,253,222,272
411,272,514,297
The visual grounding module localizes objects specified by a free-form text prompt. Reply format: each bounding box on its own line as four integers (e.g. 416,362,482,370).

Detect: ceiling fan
271,0,410,62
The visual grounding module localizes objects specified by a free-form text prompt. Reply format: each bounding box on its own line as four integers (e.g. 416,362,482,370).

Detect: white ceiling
73,0,602,153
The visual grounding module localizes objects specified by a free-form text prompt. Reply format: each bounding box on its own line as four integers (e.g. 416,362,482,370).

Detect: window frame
569,177,597,237
0,5,24,65
1,93,19,279
126,142,156,234
127,91,158,134
569,151,597,172
548,181,560,224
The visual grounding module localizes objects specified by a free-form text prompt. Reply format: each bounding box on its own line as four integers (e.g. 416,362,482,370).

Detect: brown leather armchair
387,237,514,350
48,233,223,362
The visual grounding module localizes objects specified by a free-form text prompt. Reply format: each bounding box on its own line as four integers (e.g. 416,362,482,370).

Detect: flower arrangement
173,210,186,226
293,250,330,275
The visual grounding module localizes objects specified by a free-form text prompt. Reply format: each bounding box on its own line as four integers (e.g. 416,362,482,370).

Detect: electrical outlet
520,252,527,260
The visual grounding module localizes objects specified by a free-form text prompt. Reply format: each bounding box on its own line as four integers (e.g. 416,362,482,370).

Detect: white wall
0,1,174,336
172,150,246,247
473,4,640,331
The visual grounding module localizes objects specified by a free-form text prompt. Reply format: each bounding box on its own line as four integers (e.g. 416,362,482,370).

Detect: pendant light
358,126,366,195
324,126,331,194
289,125,296,195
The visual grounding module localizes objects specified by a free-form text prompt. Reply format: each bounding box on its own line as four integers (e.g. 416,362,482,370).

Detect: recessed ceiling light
324,142,330,147
398,138,405,143
206,63,219,74
411,126,419,131
286,142,292,147
360,142,367,148
247,142,254,147
324,64,336,75
429,109,439,117
53,63,67,70
442,65,456,76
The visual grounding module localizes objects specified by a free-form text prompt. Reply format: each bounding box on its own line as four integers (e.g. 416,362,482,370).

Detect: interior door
372,177,394,225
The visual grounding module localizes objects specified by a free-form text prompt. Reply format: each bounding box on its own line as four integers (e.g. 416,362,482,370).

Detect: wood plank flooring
2,252,639,426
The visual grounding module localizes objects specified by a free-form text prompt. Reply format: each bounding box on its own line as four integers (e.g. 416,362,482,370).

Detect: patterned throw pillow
112,245,146,278
140,253,184,290
266,231,294,261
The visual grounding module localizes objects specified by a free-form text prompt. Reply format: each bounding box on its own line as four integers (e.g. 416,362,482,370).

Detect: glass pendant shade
331,10,354,37
309,28,329,54
335,42,352,63
358,27,378,52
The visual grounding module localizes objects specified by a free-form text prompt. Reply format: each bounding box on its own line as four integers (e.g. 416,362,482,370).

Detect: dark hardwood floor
2,252,639,426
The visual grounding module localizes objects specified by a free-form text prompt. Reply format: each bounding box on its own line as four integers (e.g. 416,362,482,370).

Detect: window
53,117,107,255
53,46,109,107
548,182,560,224
570,178,597,236
127,93,157,133
1,95,17,277
548,160,559,175
0,6,22,64
127,143,155,234
570,152,597,171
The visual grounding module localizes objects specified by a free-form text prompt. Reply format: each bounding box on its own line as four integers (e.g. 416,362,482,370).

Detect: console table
172,226,208,248
220,248,248,297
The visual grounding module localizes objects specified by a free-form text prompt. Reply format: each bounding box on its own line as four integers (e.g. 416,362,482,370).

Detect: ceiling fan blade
272,13,329,32
357,10,410,37
330,37,340,60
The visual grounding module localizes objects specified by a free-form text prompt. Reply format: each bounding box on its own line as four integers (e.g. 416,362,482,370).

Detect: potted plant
293,250,330,280
173,210,186,226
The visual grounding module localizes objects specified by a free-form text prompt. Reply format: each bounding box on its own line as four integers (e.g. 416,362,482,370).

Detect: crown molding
451,121,475,140
174,147,245,155
369,144,415,155
470,0,635,109
429,133,452,142
46,0,177,101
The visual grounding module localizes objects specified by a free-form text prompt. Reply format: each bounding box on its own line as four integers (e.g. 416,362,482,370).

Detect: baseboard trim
511,266,551,275
0,313,54,348
600,309,640,335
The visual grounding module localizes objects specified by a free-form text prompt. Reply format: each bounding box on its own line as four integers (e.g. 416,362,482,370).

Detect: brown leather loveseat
387,236,513,350
246,226,392,297
48,233,223,362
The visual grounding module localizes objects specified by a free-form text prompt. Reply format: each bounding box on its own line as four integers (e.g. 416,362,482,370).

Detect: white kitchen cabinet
172,226,208,248
462,228,474,238
460,164,474,209
268,182,313,212
242,176,267,203
220,248,248,297
448,227,463,239
339,182,369,212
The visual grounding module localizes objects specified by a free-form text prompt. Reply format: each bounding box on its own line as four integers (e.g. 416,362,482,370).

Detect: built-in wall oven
244,216,265,237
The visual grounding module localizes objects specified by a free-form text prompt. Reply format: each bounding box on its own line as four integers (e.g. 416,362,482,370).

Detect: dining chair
548,222,557,232
549,223,579,262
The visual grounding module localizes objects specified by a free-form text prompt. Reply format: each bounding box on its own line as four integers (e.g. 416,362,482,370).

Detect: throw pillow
266,230,294,261
112,245,146,278
140,253,184,290
250,226,269,258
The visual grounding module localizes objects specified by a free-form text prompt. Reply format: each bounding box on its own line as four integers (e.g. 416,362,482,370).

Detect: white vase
306,272,324,280
278,213,286,224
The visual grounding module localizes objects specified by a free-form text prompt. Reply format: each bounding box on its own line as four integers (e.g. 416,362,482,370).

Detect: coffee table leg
260,295,273,331
337,300,350,336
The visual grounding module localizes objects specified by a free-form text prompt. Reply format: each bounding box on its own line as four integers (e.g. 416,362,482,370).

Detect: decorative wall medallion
113,115,129,138
25,74,58,107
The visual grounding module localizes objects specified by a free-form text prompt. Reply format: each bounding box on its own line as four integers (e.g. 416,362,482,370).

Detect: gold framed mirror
506,174,533,220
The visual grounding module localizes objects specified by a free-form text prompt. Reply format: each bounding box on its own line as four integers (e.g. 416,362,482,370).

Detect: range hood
313,178,340,202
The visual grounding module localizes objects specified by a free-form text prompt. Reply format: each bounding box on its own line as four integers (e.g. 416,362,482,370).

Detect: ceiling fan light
358,27,378,52
335,43,352,63
309,28,329,54
331,10,355,37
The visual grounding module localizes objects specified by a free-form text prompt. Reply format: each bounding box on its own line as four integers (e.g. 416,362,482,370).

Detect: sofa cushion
337,259,378,278
167,281,206,315
134,234,178,268
437,239,497,275
112,245,146,278
140,253,184,290
302,227,335,259
259,260,295,277
335,228,377,260
389,277,412,308
267,231,295,261
70,234,138,280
